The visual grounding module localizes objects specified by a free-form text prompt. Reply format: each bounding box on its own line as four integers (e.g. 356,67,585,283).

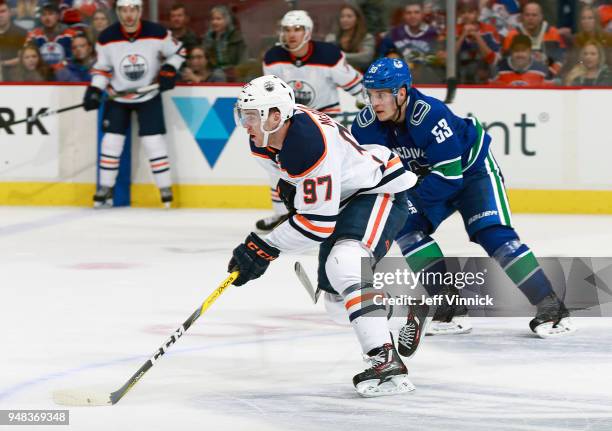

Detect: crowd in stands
0,0,610,86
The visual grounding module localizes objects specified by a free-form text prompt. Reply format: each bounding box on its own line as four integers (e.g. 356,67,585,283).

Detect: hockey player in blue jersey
351,57,574,338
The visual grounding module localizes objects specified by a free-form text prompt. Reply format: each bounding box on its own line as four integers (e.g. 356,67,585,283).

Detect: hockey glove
158,64,177,92
355,91,367,110
228,232,280,286
83,86,103,111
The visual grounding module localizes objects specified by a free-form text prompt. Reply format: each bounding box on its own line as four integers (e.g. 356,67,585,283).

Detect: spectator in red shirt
492,33,553,85
503,2,566,76
455,0,501,83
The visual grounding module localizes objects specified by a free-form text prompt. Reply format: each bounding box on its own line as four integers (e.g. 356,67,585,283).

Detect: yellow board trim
1,183,612,214
0,182,272,208
507,189,612,214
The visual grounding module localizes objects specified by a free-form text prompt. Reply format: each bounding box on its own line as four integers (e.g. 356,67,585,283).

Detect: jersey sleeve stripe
251,151,274,160
301,213,338,222
288,216,327,242
364,193,391,249
345,292,378,310
92,68,112,77
340,74,361,89
386,157,401,169
295,214,335,234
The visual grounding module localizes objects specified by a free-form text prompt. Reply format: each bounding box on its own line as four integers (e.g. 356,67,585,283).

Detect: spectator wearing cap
26,2,79,68
564,40,611,86
491,34,553,87
378,1,446,84
168,3,200,51
503,2,566,77
0,0,27,81
55,32,94,81
61,7,88,33
492,34,553,86
455,0,501,83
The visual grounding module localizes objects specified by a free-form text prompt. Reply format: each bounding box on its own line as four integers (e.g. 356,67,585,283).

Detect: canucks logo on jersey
120,54,148,81
287,80,316,106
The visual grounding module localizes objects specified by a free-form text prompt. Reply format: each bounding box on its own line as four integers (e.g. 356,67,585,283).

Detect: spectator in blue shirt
55,33,95,81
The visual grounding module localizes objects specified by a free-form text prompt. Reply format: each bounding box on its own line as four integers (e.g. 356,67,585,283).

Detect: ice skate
93,186,113,208
426,286,472,335
353,343,415,397
160,187,173,209
398,302,429,357
530,292,575,338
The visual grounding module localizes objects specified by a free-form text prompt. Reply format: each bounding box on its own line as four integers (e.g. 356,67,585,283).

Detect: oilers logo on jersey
288,80,316,106
39,42,66,65
120,54,148,81
91,21,185,103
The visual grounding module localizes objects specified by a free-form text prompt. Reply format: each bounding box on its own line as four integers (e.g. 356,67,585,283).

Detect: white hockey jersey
263,41,364,115
91,21,185,103
250,105,417,252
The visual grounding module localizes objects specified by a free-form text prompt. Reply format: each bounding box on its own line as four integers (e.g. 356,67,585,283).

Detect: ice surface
1,208,611,431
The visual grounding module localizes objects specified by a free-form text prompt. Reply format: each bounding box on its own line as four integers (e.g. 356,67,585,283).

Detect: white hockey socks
326,240,393,354
99,133,126,188
142,134,172,189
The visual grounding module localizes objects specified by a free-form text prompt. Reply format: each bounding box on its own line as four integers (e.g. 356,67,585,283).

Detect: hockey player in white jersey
255,10,367,232
228,75,425,397
83,0,185,208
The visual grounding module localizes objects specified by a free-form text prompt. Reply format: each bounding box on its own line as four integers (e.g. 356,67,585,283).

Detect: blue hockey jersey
351,87,489,221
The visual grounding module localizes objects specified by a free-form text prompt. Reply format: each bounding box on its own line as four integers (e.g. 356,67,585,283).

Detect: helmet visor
366,89,395,105
234,107,262,128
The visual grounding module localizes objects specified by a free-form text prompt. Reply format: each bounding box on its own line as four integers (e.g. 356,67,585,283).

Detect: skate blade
163,202,171,209
534,317,576,338
426,316,472,336
355,375,415,398
93,200,113,209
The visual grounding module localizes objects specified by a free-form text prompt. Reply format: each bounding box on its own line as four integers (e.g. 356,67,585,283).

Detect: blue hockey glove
83,86,103,111
228,233,280,286
158,64,177,92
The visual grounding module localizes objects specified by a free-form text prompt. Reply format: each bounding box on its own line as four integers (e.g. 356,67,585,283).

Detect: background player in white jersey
83,0,185,208
255,10,367,232
229,75,424,397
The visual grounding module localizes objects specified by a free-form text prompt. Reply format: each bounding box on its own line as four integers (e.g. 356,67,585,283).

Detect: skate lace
363,350,388,368
399,322,416,346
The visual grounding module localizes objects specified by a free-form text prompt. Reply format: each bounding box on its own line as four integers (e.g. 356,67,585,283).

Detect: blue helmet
363,58,412,95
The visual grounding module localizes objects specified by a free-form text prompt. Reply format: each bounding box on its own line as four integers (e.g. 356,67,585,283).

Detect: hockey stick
294,261,321,304
52,270,239,406
6,83,159,127
444,0,457,104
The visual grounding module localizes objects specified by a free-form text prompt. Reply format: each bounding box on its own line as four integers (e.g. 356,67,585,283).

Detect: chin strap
392,94,409,124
